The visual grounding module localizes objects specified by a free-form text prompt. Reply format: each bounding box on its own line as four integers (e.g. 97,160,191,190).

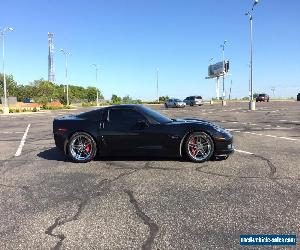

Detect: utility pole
92,64,99,106
156,67,159,103
60,49,70,106
220,40,227,106
271,86,275,97
246,0,259,110
1,27,13,115
229,80,233,100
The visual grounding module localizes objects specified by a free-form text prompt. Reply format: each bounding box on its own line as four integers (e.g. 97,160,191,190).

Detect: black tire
165,103,168,108
184,132,214,163
190,103,194,106
67,132,97,163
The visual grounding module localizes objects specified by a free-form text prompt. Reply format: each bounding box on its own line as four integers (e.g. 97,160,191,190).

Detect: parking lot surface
0,101,299,249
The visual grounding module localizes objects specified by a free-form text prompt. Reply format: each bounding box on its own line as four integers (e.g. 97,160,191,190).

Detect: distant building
48,32,55,83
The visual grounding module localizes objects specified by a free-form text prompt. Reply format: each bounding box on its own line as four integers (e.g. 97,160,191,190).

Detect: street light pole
92,64,99,107
246,0,259,111
156,67,159,103
1,27,13,115
60,49,70,106
220,40,227,106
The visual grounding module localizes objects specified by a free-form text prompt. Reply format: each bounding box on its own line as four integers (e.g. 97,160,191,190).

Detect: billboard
208,61,229,78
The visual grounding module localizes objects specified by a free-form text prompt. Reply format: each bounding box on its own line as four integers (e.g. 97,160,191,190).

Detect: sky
1,0,300,100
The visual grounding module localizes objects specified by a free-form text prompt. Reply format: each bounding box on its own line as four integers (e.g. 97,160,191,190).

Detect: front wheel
184,132,214,163
68,132,97,163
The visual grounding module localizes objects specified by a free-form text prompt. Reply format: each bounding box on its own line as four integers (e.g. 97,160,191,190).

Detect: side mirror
137,120,149,129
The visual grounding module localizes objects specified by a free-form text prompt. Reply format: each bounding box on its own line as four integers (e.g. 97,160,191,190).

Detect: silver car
165,98,186,108
183,96,203,106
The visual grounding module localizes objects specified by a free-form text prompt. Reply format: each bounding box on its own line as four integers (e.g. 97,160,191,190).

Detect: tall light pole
209,57,219,100
156,67,159,103
220,40,227,106
1,27,13,115
60,49,70,106
92,64,99,107
246,0,259,111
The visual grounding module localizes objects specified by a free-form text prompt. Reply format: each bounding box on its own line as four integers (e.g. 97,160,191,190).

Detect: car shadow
37,147,189,162
37,147,69,162
37,147,227,163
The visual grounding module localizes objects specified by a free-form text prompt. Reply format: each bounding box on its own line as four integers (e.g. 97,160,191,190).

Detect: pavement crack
125,190,159,250
45,196,90,249
45,217,66,250
251,154,276,179
45,170,138,249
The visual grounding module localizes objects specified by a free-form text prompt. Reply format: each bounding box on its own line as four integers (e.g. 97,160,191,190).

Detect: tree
0,73,18,98
111,94,122,104
122,95,132,103
30,79,56,105
159,96,169,102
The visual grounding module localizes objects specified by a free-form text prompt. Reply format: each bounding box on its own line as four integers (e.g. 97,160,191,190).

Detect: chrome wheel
186,132,214,162
69,133,95,162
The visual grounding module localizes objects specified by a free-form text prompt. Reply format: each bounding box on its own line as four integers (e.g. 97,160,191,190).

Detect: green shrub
82,102,96,107
32,107,37,112
9,108,14,113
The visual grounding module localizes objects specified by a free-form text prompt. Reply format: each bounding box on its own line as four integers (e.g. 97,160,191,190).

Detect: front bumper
214,143,234,156
213,134,234,156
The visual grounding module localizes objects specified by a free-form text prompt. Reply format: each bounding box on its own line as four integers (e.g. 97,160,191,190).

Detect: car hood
171,118,226,130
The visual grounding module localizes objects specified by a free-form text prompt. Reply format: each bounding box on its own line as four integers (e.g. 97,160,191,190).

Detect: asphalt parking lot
0,101,299,249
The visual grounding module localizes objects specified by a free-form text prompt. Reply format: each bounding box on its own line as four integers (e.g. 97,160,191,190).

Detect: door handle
99,122,105,129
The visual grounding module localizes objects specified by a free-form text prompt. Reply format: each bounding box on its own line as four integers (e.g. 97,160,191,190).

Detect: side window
109,109,146,129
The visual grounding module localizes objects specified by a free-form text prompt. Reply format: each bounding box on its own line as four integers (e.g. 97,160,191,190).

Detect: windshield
140,106,172,123
174,99,182,102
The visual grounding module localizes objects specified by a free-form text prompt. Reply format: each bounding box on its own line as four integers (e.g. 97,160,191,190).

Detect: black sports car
53,105,234,163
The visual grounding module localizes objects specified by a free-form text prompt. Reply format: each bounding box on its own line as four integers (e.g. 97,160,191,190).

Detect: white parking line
235,149,254,155
15,124,31,157
280,120,300,123
227,128,243,131
232,130,300,142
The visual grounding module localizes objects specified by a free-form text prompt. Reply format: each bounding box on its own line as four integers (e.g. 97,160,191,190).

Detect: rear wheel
165,103,168,108
68,132,97,163
184,132,214,163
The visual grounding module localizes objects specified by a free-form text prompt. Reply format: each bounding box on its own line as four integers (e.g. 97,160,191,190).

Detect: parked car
183,96,203,106
164,98,186,108
23,98,35,103
53,105,234,163
256,94,269,102
297,93,300,101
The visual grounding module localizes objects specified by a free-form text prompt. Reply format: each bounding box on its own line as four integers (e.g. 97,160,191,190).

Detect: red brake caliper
189,137,197,156
85,144,91,153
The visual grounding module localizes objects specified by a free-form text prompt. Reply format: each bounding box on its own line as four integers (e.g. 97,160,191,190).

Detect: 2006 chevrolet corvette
53,105,234,163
